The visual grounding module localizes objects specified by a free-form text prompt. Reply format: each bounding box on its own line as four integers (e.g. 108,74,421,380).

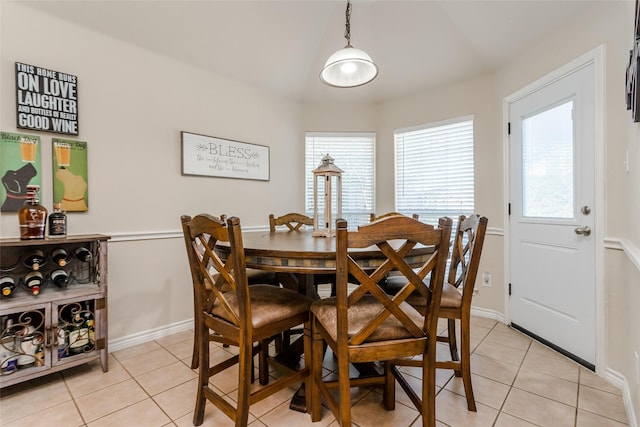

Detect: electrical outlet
635,351,640,385
473,287,479,296
482,271,492,287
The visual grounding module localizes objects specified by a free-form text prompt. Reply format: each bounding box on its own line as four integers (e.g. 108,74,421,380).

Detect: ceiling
19,0,607,103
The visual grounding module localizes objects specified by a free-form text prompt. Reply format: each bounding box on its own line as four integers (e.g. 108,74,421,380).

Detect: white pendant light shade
320,46,378,88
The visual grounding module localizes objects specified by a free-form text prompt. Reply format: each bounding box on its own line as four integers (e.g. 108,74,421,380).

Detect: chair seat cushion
405,282,462,310
311,295,425,343
211,285,312,329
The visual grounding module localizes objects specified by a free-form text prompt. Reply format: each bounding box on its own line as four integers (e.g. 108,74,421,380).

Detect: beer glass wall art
0,132,42,212
52,139,88,212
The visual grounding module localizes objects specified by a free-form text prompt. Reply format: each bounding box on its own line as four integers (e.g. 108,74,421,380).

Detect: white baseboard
605,368,639,427
108,318,194,353
471,306,506,324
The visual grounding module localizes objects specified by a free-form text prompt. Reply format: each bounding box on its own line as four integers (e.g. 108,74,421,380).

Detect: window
395,116,474,226
305,132,375,228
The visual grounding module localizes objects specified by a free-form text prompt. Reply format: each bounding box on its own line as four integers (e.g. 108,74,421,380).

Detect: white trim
108,318,194,353
503,45,606,373
106,225,269,243
470,306,506,324
605,237,640,272
605,367,639,427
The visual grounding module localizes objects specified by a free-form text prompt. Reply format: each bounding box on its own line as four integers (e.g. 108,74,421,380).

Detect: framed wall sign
15,63,79,135
626,0,640,122
181,132,270,181
0,131,42,212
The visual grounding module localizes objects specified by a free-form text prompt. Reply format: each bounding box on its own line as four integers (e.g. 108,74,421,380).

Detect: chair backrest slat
269,213,314,232
181,214,252,332
336,215,452,347
447,215,488,307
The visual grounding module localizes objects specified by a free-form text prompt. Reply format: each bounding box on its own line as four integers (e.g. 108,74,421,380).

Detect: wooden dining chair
186,214,278,370
370,212,419,222
269,212,314,231
181,214,312,426
309,215,452,427
388,214,488,412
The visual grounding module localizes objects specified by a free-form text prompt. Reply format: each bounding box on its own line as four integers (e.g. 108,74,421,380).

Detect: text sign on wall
15,62,79,135
181,132,270,181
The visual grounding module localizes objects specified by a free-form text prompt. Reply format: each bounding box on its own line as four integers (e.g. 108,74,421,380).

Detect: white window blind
305,133,375,228
395,117,474,226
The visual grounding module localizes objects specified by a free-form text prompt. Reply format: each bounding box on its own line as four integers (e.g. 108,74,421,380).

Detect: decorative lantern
313,154,343,237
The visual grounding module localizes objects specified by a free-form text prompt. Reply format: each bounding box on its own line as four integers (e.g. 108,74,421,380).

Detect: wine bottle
24,271,44,295
51,248,69,267
24,249,45,270
48,203,67,237
0,277,16,297
74,247,92,262
56,327,68,359
83,302,95,350
68,312,89,355
16,325,37,369
18,185,47,240
50,269,69,288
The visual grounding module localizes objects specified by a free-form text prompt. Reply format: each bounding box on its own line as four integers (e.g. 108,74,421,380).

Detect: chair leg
236,338,253,427
310,324,324,422
422,350,436,427
337,346,352,426
383,361,396,410
259,339,270,385
193,325,208,426
460,314,476,411
447,318,459,362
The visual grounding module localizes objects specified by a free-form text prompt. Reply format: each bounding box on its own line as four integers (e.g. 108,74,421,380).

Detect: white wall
1,2,306,338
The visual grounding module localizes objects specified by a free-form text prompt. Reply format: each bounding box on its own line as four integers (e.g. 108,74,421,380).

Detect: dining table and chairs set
180,211,488,427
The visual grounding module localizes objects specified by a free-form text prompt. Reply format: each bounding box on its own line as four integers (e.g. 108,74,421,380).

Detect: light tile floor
0,316,630,427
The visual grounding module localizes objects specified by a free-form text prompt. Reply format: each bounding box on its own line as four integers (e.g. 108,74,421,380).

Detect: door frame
502,45,605,373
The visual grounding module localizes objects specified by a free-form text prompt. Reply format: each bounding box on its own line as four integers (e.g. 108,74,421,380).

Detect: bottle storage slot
56,300,95,360
0,310,45,375
0,243,99,299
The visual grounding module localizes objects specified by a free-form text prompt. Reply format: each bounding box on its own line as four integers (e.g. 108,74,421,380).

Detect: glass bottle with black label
74,247,92,262
24,271,44,295
51,248,69,267
50,269,69,288
24,249,45,270
1,277,16,297
18,185,47,240
48,203,67,237
68,312,89,355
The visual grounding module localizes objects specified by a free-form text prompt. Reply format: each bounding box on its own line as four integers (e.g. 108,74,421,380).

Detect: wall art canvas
52,138,88,211
0,131,42,212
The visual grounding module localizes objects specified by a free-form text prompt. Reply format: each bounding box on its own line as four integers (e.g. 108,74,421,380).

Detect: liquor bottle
0,277,16,297
68,312,89,355
24,271,44,295
24,249,45,270
18,185,47,240
48,203,67,237
74,247,92,262
56,327,68,359
50,269,69,288
51,248,69,267
83,302,95,350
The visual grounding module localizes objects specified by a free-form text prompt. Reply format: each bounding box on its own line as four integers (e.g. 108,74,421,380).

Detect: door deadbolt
581,206,591,215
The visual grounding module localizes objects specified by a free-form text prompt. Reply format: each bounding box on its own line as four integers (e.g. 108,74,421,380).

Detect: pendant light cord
344,0,352,47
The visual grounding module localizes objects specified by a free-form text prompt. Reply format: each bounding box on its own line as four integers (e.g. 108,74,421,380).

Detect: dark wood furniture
269,212,314,232
309,216,452,427
181,214,312,426
388,214,488,412
0,234,109,388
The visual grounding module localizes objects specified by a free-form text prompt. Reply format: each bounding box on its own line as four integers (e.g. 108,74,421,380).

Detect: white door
509,62,596,368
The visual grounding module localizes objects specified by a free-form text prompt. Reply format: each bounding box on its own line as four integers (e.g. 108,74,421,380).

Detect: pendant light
320,0,378,88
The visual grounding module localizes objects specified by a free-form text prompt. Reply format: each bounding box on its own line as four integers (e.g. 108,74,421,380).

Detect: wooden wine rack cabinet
0,234,110,388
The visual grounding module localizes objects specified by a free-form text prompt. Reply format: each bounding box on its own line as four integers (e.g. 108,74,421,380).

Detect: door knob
574,226,591,236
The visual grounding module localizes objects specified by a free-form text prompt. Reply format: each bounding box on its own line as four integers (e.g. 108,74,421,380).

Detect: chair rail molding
604,237,640,273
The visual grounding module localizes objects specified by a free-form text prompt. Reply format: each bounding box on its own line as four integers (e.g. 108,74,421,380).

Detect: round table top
215,229,433,274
